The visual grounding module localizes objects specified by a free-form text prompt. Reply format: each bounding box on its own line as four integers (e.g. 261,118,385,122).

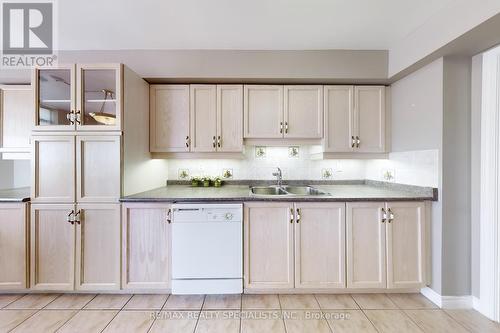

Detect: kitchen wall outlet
255,146,266,158
322,168,333,179
178,168,190,180
288,146,299,158
382,169,395,182
222,168,233,179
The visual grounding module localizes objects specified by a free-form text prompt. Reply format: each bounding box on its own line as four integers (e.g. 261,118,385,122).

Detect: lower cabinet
244,202,346,290
0,203,29,290
244,201,427,292
30,203,120,291
122,203,171,290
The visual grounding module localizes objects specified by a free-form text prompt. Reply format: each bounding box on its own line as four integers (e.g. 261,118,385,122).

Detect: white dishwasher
171,203,243,294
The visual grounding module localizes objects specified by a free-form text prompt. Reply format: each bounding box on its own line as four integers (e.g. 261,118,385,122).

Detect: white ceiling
59,0,455,50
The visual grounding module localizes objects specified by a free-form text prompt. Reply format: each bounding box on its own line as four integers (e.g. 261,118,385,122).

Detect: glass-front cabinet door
76,64,122,131
34,65,76,130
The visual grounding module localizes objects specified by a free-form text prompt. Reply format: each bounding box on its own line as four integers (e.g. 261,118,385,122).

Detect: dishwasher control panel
172,203,242,223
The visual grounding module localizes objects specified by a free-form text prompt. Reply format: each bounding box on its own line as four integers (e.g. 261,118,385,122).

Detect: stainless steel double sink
250,185,330,196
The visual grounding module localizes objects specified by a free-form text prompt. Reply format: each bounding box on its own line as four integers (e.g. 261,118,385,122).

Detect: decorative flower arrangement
214,177,222,187
190,177,200,187
202,176,211,187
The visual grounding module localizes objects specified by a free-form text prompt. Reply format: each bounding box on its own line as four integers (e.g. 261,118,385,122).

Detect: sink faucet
272,167,283,187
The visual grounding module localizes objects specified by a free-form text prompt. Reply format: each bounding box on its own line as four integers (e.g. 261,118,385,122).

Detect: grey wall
0,159,14,189
470,54,482,298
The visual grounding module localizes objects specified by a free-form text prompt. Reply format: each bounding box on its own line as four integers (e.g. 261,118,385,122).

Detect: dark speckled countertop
0,187,30,202
120,180,437,203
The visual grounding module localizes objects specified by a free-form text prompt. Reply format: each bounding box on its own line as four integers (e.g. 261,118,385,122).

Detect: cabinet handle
387,208,394,223
67,210,75,225
296,208,301,223
381,207,386,223
66,110,75,125
351,136,356,148
212,136,216,148
356,136,360,148
285,122,289,134
217,136,221,148
280,122,283,134
74,210,81,225
75,110,81,125
290,208,294,224
167,209,172,224
185,136,190,148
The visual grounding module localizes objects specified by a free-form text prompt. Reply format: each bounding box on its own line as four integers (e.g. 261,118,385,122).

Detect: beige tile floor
0,293,499,333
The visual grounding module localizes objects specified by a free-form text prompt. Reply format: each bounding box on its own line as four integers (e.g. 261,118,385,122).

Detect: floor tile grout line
441,309,476,332
315,294,335,333
384,293,402,310
398,308,426,333
7,293,62,333
192,295,206,333
0,294,26,309
97,293,133,333
360,309,382,333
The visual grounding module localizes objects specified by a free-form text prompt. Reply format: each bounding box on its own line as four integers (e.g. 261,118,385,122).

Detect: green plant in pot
202,177,211,187
190,177,200,187
214,177,222,187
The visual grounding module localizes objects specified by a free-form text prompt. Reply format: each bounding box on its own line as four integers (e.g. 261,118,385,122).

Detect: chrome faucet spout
272,167,283,187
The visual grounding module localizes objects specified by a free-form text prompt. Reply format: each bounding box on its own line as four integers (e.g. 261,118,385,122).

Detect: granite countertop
120,180,437,203
0,187,31,202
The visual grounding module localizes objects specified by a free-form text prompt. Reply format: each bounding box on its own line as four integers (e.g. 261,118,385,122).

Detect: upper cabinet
323,85,386,154
0,85,33,159
33,64,122,131
244,85,323,139
150,84,243,154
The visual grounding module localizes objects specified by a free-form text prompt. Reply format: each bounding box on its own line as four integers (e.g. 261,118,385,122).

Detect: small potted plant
214,177,222,187
190,177,200,187
202,176,211,187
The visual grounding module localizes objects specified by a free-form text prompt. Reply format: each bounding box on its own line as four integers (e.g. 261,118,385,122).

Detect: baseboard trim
420,287,472,309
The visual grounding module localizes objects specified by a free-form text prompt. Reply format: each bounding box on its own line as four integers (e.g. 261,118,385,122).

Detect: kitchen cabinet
346,202,386,288
32,134,121,203
75,203,121,291
190,85,217,152
244,85,323,140
151,84,243,154
244,202,294,289
323,85,385,153
30,204,76,291
33,64,122,131
294,202,345,289
122,203,171,290
150,85,190,152
0,85,33,159
244,85,284,139
284,86,323,139
0,203,28,290
30,203,121,291
386,202,425,289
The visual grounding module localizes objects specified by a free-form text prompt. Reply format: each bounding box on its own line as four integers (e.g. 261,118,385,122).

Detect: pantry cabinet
294,202,345,289
122,203,171,290
323,85,385,153
33,64,122,131
32,134,121,203
0,203,28,290
244,202,294,289
0,85,33,159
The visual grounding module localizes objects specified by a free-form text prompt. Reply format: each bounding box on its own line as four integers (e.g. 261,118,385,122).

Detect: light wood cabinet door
76,135,121,203
75,203,121,291
0,203,28,290
0,85,33,156
284,86,323,139
244,202,294,289
386,202,426,289
150,85,190,152
354,86,385,153
31,204,76,291
33,65,76,131
324,86,354,152
76,64,123,131
217,85,243,152
346,202,386,289
122,203,171,290
244,85,283,139
190,85,217,152
294,202,346,289
32,135,75,203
